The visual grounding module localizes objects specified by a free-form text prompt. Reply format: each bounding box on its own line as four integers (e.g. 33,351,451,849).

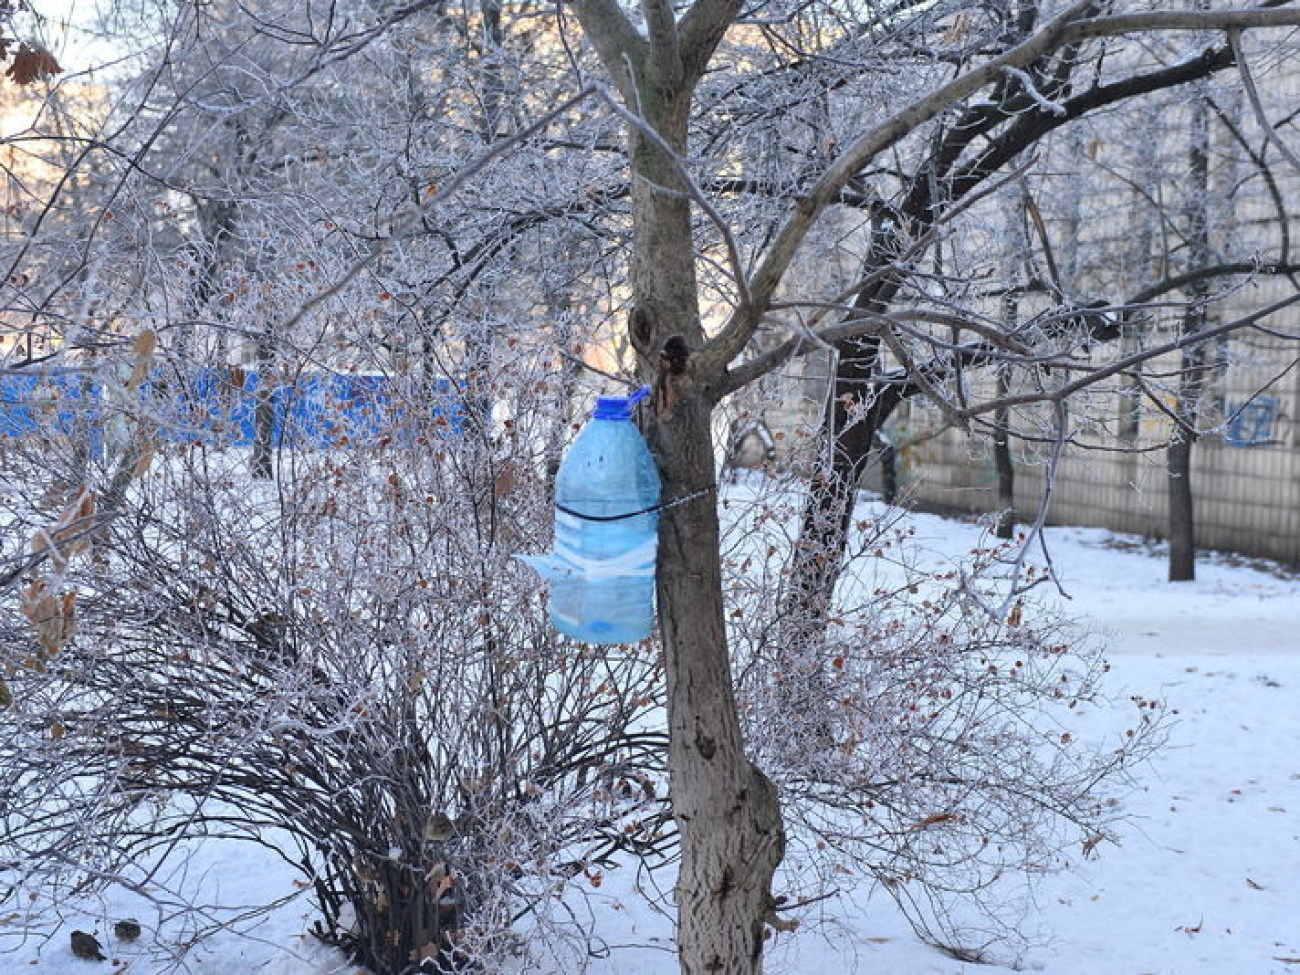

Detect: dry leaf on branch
20,581,77,658
1081,832,1105,859
127,329,158,389
4,42,61,85
29,486,96,571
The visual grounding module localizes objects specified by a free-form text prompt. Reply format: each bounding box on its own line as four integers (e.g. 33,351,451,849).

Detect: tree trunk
654,393,785,975
251,333,275,480
993,398,1016,540
877,430,898,504
1167,323,1209,581
993,367,1016,540
1168,73,1212,582
620,75,785,974
780,224,908,636
1166,418,1197,581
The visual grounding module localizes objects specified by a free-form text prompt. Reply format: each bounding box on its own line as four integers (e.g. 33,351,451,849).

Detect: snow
9,511,1300,974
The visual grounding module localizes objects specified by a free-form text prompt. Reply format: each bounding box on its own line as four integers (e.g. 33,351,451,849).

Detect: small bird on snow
70,930,106,961
113,918,142,941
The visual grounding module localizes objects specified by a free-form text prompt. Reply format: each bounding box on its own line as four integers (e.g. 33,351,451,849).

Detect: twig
1229,30,1300,177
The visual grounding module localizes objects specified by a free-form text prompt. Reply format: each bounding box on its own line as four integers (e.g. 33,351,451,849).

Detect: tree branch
641,0,685,89
572,0,647,99
704,1,1300,376
1229,29,1300,176
678,0,744,81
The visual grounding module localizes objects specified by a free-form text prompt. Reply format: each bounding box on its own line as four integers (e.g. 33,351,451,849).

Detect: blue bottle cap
592,385,650,421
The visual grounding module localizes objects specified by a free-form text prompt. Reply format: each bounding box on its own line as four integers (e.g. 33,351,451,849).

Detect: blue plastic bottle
521,387,661,644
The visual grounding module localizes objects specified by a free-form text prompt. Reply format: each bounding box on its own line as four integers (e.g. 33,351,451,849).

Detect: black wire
553,484,716,522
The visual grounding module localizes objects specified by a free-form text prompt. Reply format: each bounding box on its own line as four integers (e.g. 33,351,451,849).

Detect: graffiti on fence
1224,396,1279,447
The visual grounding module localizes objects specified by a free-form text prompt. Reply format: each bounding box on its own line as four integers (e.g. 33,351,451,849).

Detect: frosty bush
0,355,670,973
722,479,1163,961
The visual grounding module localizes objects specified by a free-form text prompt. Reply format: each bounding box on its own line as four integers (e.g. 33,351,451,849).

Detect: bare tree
567,1,1300,971
1167,71,1215,581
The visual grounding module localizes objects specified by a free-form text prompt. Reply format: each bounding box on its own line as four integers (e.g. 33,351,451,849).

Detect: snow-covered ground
9,510,1300,974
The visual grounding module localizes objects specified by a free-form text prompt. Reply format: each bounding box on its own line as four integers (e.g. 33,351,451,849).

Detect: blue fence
0,369,99,438
0,368,462,449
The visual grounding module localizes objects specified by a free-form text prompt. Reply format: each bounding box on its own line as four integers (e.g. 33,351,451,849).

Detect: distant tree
1167,75,1214,582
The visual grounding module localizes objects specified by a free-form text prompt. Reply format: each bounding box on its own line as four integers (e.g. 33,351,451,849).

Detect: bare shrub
0,354,670,973
722,480,1164,960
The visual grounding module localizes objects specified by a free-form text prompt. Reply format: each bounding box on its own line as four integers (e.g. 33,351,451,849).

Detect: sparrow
423,812,456,845
113,918,142,941
70,930,106,961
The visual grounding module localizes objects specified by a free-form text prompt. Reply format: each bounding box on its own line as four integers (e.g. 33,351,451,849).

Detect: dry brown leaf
127,330,158,389
493,461,517,498
411,942,442,964
5,42,61,85
20,579,51,623
31,487,96,571
132,329,158,358
940,11,970,46
132,445,156,478
20,581,77,657
53,487,96,547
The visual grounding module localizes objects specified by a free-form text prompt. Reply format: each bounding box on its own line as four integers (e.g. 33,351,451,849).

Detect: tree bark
653,391,785,975
1168,324,1209,581
993,391,1016,540
572,0,786,965
251,332,275,480
1168,71,1212,582
1166,418,1197,581
992,300,1017,540
632,118,785,975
